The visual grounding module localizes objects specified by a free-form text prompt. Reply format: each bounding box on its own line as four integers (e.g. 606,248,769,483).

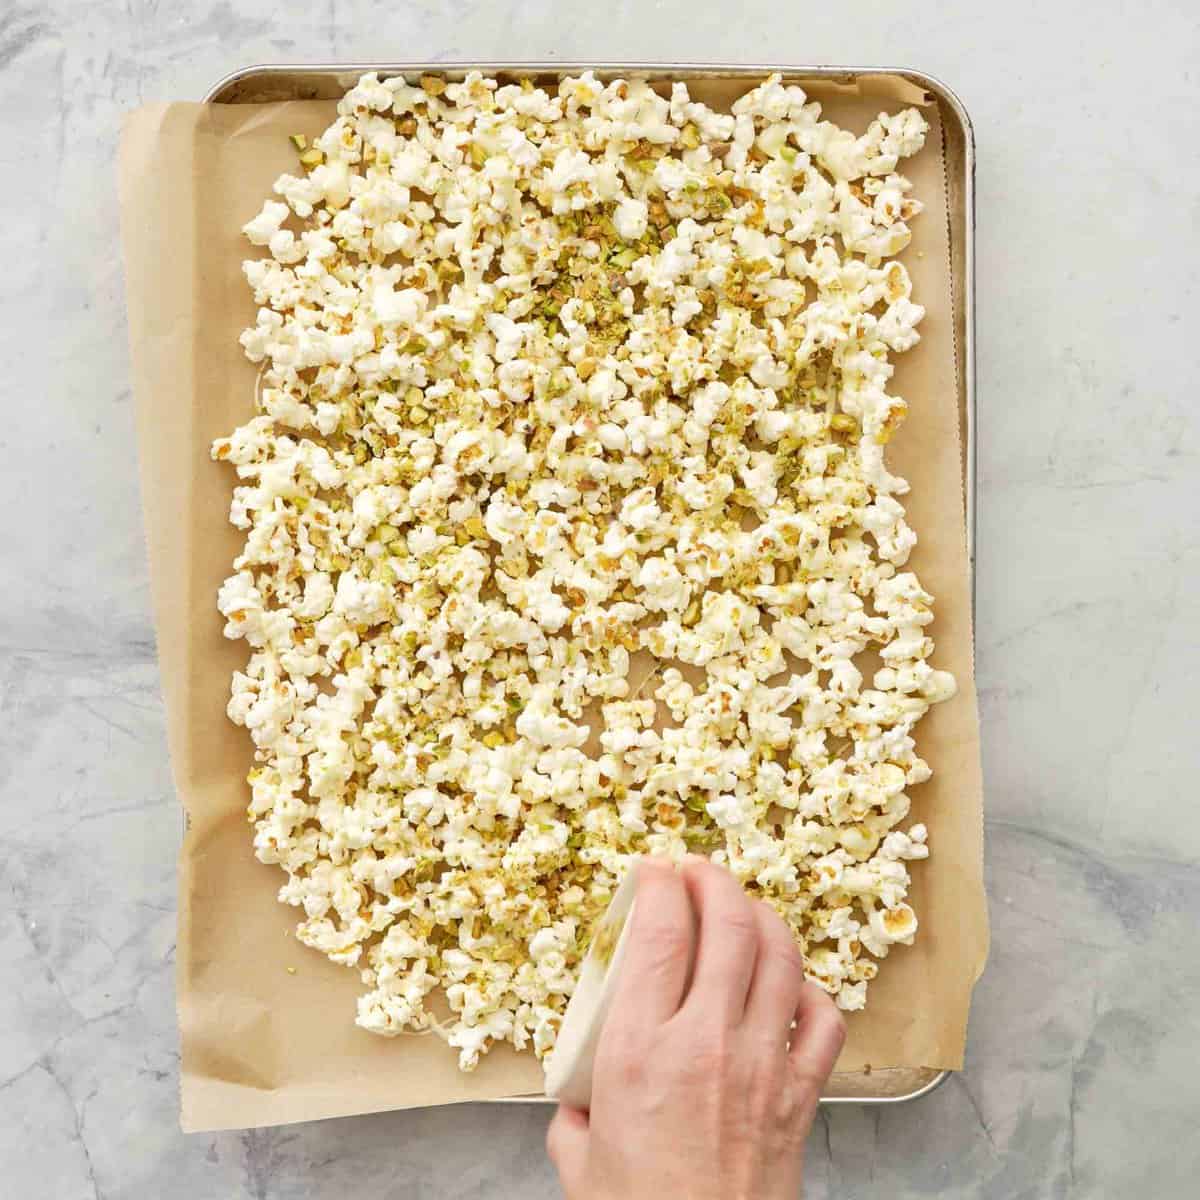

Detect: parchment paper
119,75,988,1133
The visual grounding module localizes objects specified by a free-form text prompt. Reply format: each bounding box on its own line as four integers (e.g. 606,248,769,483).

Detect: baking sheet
119,69,988,1132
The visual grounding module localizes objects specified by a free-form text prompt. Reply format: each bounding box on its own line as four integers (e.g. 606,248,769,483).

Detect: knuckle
597,1041,649,1090
710,907,758,955
639,920,691,972
616,1052,647,1089
720,908,760,946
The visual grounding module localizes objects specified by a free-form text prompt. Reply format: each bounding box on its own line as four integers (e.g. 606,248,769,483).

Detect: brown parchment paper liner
119,76,988,1134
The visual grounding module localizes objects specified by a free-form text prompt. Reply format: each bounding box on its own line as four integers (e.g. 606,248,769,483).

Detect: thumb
546,1104,590,1196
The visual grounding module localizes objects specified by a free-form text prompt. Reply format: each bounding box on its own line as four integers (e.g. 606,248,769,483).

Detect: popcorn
243,200,289,246
214,70,953,1062
613,196,648,241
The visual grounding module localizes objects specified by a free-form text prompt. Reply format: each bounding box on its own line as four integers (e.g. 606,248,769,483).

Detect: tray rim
200,61,976,1109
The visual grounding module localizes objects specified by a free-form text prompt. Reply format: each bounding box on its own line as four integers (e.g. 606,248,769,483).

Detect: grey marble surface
1,0,1197,1196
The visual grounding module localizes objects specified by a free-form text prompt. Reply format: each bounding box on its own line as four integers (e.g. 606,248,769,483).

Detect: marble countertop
2,1,1197,1196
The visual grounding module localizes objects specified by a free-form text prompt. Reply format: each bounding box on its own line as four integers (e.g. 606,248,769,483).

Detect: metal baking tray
203,62,976,1108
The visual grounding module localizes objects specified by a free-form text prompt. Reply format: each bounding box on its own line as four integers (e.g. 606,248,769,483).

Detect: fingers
606,858,695,1029
546,1105,589,1197
788,981,846,1094
741,901,806,1040
678,857,760,1025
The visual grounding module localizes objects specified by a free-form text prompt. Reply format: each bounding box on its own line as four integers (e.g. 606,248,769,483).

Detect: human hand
547,857,846,1200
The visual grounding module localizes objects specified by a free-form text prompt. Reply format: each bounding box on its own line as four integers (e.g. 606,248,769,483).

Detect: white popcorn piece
243,200,290,246
614,196,649,241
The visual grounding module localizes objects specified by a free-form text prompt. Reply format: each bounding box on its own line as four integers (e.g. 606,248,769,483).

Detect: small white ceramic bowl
542,859,644,1109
